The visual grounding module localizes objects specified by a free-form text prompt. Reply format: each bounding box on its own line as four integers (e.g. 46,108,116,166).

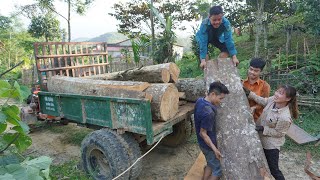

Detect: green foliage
130,35,151,63
0,16,13,31
109,0,198,35
0,80,52,179
153,16,176,64
0,16,37,70
296,0,320,35
0,80,30,102
28,13,61,42
131,39,140,63
120,48,132,63
0,80,32,153
176,53,203,78
50,160,92,180
19,0,94,42
0,156,52,180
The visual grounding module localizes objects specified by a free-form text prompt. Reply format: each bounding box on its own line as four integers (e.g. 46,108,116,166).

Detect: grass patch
48,124,93,146
50,160,93,180
61,129,93,146
282,107,320,160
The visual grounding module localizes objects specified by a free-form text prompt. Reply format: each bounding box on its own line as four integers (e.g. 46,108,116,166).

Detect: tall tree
218,0,254,36
28,13,61,42
109,0,198,36
296,0,320,35
18,0,94,42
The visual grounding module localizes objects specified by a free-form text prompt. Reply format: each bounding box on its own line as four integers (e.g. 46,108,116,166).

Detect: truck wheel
81,129,130,180
121,133,142,179
161,116,193,147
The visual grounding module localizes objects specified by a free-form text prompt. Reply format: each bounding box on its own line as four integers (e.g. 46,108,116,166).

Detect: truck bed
152,103,194,136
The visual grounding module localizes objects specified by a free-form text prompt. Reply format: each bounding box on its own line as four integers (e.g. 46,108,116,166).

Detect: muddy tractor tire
80,129,130,180
161,115,194,147
121,133,142,179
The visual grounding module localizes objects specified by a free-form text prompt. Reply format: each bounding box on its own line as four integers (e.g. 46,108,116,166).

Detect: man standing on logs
243,58,270,122
194,81,230,180
196,5,239,69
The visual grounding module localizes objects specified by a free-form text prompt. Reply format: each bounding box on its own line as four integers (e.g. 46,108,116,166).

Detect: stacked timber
87,62,180,83
47,76,152,100
47,63,187,121
175,78,206,102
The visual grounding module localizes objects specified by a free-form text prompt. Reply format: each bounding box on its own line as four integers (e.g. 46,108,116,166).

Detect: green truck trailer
28,42,194,179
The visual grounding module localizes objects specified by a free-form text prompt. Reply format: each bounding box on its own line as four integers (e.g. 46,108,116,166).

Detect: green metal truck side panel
38,95,60,117
84,99,111,127
38,92,157,143
60,97,83,122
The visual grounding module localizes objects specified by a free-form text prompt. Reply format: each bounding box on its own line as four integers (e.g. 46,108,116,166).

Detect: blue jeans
200,147,222,177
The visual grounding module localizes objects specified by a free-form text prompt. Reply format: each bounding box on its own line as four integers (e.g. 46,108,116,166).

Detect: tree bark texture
87,64,171,83
145,83,179,121
47,76,152,100
175,78,206,102
204,59,271,179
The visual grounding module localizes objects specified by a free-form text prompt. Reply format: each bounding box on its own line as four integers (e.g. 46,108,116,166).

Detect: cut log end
160,85,179,120
145,83,179,121
161,69,171,83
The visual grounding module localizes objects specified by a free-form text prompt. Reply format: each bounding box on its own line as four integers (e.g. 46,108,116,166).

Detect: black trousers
264,149,285,180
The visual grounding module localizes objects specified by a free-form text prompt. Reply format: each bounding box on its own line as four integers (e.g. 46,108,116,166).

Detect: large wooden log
205,59,271,179
47,76,152,100
175,78,206,102
158,63,180,83
145,83,179,121
87,65,171,83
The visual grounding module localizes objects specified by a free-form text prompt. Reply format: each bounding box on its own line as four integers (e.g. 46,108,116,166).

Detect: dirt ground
23,123,319,180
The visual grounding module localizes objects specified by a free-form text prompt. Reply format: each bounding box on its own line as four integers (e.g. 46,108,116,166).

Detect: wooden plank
152,103,194,135
62,44,69,76
38,63,110,72
74,45,80,77
287,123,318,144
48,44,56,76
55,44,63,75
69,44,75,77
184,152,205,180
36,53,109,59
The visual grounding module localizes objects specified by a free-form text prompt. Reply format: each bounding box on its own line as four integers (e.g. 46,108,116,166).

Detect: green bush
176,53,203,78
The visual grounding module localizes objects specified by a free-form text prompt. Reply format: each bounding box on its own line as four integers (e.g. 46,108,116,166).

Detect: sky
0,0,196,40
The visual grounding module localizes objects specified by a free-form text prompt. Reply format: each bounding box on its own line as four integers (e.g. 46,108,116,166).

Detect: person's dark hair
279,85,299,119
209,6,223,16
208,81,229,95
250,58,266,71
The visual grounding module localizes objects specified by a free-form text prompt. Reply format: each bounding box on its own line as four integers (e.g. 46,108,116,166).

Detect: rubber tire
81,129,130,180
161,116,194,147
121,133,142,179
